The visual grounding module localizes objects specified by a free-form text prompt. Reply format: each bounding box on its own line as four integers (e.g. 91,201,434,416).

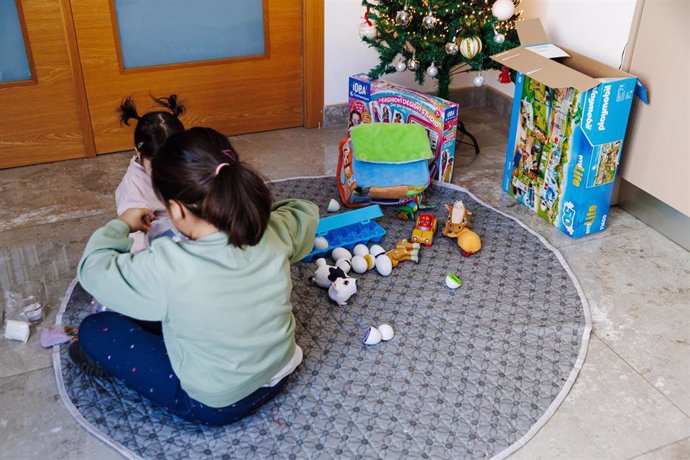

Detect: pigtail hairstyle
117,96,141,126
116,94,186,160
152,127,272,247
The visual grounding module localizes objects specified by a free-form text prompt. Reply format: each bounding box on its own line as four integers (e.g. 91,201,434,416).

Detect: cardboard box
348,74,459,182
492,19,647,238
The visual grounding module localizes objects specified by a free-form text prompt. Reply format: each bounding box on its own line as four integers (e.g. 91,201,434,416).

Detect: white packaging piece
5,320,30,343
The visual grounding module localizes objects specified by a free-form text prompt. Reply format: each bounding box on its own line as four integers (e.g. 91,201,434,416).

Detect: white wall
323,0,637,105
541,0,637,68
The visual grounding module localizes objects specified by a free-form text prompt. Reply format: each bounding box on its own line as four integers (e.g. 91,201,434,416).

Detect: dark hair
152,127,272,247
117,94,186,160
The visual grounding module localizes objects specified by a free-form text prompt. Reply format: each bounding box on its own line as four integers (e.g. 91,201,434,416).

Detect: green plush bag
337,123,433,207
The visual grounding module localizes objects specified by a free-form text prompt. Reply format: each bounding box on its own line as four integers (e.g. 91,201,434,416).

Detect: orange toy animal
442,201,482,256
385,240,420,268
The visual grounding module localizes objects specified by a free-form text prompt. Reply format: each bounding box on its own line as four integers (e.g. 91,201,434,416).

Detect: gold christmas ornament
460,36,483,59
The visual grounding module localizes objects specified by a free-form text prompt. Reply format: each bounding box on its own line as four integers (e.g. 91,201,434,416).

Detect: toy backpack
337,123,432,207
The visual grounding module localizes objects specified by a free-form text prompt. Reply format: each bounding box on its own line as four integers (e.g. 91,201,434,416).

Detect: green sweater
78,199,319,407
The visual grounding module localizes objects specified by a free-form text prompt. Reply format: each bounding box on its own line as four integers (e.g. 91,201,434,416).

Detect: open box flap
492,47,600,91
515,18,549,45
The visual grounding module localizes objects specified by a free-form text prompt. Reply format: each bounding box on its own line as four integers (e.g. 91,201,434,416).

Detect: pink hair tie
214,163,229,176
221,149,237,161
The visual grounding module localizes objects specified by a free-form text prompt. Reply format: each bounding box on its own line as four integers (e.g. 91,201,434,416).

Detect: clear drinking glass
3,280,47,325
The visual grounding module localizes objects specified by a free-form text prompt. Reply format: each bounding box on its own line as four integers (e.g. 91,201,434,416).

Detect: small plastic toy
445,274,462,289
327,199,341,213
369,244,393,276
395,201,418,220
377,324,395,341
312,258,346,288
395,194,435,220
314,236,329,250
351,245,375,274
386,240,420,268
329,277,357,306
331,247,352,262
39,325,78,348
442,201,482,256
303,205,386,262
311,258,357,306
411,213,437,246
353,244,369,256
363,326,382,345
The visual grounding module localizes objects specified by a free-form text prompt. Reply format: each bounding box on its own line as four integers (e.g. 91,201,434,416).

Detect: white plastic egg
331,247,352,262
374,254,393,277
445,274,462,289
351,255,369,274
335,257,352,274
327,199,341,213
314,236,329,251
369,245,385,257
353,244,369,256
377,324,394,341
363,326,382,345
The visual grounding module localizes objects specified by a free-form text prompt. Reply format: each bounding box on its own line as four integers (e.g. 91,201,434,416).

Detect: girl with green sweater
71,127,319,425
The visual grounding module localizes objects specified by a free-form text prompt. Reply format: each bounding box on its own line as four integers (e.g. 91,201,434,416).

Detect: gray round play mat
54,176,591,459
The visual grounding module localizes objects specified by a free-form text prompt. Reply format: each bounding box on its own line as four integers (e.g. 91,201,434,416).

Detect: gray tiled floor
1,107,689,459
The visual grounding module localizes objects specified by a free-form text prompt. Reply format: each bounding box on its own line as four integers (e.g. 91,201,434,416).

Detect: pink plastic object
39,326,75,348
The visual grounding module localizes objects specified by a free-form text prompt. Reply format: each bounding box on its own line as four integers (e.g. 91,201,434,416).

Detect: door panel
0,0,86,168
71,0,303,154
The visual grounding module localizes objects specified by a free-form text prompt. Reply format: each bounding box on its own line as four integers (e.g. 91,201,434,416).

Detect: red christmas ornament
499,65,511,84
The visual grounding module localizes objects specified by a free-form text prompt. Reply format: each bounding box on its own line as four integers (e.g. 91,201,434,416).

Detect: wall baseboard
618,180,690,251
323,85,513,129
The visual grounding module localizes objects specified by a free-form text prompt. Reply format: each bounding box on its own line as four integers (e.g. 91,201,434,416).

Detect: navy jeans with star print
77,311,288,426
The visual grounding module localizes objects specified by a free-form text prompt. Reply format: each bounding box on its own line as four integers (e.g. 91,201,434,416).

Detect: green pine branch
360,0,521,98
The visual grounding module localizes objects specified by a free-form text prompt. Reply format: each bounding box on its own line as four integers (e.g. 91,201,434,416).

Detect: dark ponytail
117,96,141,126
152,127,272,247
153,94,185,118
116,94,186,160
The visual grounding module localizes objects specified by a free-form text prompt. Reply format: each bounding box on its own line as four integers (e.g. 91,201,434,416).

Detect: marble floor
1,107,689,459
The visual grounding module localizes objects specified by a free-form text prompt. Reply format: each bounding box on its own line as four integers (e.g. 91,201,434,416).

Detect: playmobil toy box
348,74,459,183
491,19,648,238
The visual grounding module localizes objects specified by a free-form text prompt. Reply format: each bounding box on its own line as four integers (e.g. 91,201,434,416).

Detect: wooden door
71,0,306,154
0,0,91,168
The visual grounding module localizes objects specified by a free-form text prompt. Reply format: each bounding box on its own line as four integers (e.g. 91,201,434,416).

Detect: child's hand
119,208,155,233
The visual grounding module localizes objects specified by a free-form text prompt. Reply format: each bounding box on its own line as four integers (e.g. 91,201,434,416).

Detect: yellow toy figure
442,201,482,256
386,240,420,268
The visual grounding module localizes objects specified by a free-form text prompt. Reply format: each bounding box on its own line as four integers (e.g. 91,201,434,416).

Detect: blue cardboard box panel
492,18,647,238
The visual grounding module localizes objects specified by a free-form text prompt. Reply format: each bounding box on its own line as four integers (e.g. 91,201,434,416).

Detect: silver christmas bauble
445,41,459,55
395,10,411,26
494,32,506,44
407,58,420,71
426,63,439,77
358,23,377,40
473,74,485,87
422,12,437,29
395,60,408,72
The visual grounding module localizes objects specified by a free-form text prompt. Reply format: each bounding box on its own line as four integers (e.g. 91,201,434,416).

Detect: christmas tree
359,0,522,99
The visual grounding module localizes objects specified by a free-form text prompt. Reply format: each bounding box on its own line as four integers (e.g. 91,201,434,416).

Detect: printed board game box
348,74,459,183
491,19,648,238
